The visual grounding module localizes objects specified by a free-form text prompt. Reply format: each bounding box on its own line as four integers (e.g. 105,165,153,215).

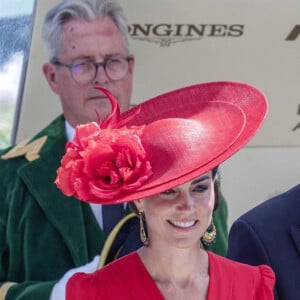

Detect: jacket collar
290,225,300,255
17,116,98,265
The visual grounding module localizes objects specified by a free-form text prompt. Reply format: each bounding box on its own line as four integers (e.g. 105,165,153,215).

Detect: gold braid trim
1,136,47,162
0,282,17,300
98,213,136,269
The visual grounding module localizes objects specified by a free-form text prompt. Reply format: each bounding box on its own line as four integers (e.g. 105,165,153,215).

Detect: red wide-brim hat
56,81,267,204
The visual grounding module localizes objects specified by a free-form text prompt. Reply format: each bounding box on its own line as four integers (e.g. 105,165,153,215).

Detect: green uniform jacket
0,115,228,300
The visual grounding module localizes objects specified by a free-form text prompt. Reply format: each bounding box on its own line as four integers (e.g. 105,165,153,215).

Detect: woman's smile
167,219,198,229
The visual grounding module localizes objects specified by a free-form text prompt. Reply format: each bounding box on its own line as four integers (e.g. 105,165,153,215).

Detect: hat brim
110,81,267,203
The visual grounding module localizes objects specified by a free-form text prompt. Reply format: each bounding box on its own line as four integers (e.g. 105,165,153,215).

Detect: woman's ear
213,182,219,211
133,199,143,212
128,54,135,74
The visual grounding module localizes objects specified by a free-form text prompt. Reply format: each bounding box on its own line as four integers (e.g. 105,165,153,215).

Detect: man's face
43,17,134,127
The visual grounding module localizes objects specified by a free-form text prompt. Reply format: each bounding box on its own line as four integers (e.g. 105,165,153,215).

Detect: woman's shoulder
208,251,274,277
207,251,275,299
66,252,138,300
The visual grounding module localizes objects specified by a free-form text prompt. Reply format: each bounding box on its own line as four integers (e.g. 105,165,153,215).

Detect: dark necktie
102,204,124,235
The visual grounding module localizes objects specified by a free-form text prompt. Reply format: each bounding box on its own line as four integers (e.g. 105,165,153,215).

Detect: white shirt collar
65,120,75,141
64,120,104,228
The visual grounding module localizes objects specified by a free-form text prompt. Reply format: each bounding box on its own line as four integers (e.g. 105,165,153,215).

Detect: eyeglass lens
71,57,130,84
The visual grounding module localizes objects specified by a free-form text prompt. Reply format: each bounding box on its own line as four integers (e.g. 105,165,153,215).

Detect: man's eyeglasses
52,56,133,85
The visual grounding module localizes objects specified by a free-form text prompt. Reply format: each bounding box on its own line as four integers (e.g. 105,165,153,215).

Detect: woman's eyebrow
191,176,210,185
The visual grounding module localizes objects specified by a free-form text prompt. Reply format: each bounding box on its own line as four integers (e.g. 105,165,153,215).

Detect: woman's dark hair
212,166,220,211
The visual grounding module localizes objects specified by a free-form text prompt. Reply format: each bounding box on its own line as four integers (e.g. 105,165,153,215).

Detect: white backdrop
18,0,300,225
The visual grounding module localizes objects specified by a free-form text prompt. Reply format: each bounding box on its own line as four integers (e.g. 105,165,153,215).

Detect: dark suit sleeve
227,218,271,266
227,218,279,300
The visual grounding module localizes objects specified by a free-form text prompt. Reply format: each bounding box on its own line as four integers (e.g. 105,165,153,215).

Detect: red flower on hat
55,88,153,203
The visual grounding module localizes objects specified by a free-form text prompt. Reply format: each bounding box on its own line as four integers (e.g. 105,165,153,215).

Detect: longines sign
286,25,300,40
128,24,244,46
121,4,300,147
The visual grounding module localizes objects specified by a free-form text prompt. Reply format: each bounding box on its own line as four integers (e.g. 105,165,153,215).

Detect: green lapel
17,116,90,265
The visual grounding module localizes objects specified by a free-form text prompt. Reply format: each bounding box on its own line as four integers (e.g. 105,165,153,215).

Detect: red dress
66,251,275,300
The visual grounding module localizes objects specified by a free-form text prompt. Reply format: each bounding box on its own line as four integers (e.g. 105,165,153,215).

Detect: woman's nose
177,193,194,210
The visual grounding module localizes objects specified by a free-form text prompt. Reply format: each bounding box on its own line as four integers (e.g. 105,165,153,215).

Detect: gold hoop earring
138,211,149,247
201,219,216,246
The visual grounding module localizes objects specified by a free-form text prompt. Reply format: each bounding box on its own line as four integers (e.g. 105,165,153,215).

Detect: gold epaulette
1,136,47,162
0,282,17,300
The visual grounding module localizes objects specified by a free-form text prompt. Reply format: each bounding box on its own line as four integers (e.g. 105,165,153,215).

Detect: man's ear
42,62,60,94
128,55,135,74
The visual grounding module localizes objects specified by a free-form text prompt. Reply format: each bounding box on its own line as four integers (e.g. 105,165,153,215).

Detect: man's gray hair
42,0,130,60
